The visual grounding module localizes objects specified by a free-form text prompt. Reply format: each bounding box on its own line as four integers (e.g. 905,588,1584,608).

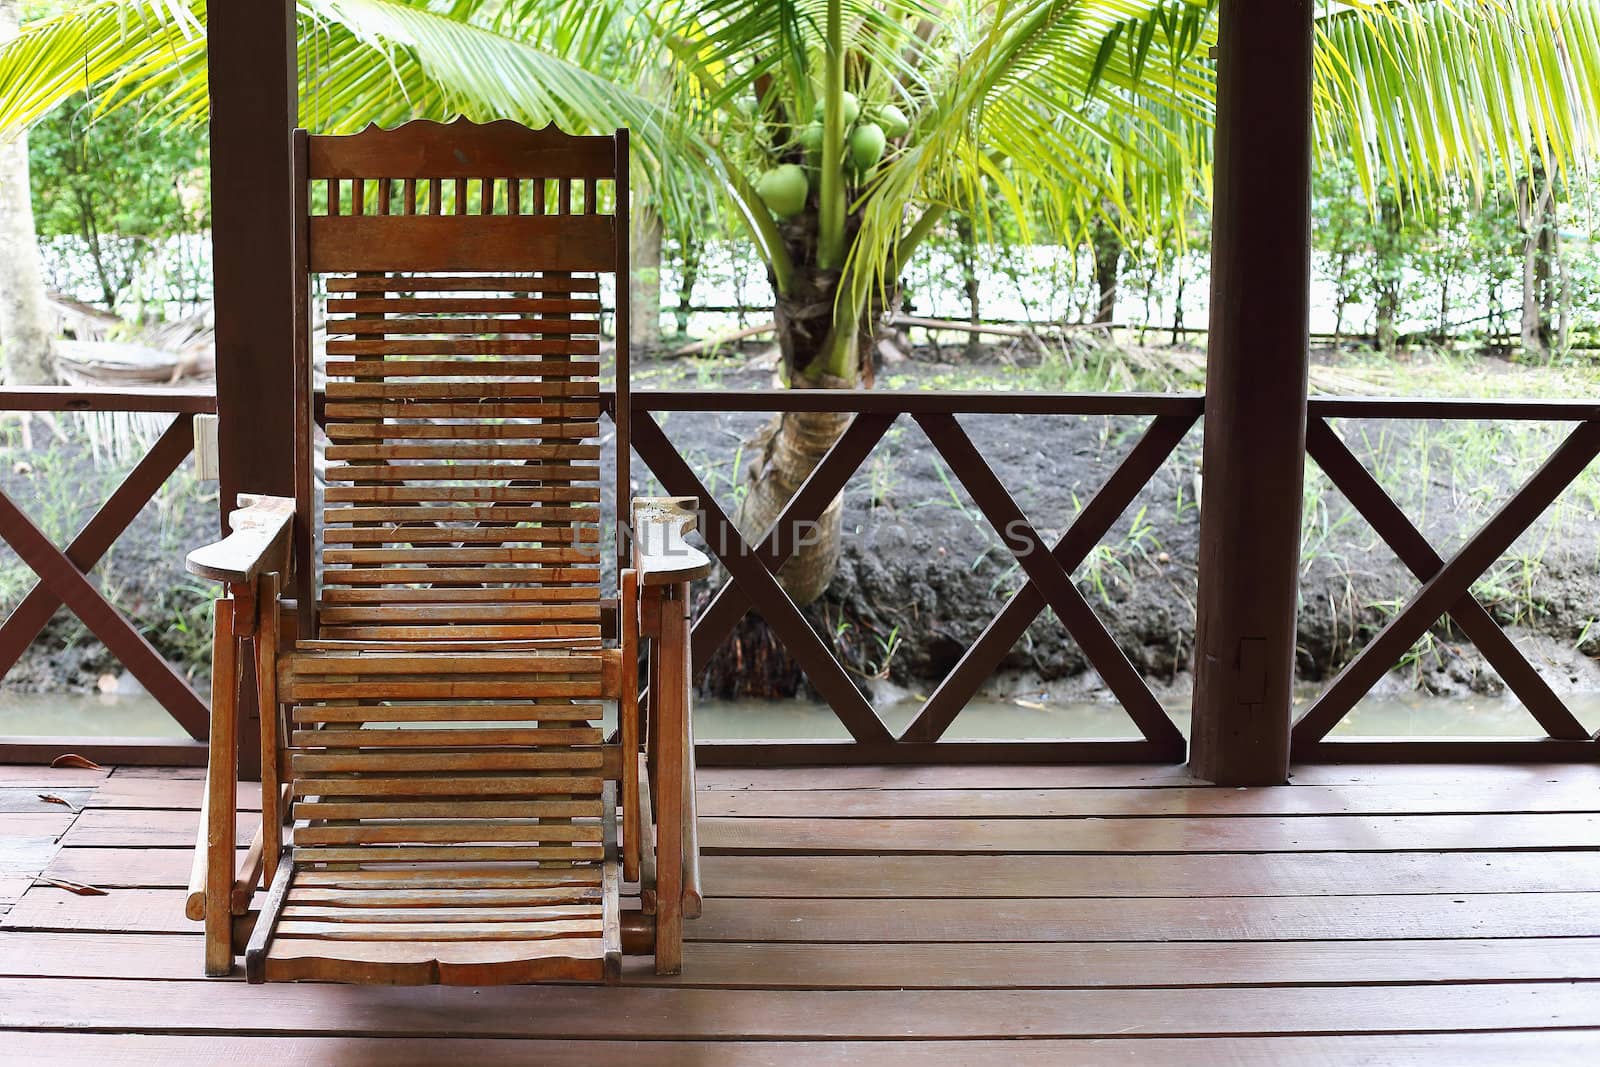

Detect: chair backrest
290,119,631,640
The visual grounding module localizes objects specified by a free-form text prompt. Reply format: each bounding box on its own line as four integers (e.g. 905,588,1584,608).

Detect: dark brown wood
906,414,1196,742
208,1,298,787
0,388,215,414
694,740,1175,766
1310,397,1600,421
1295,419,1600,746
0,416,194,680
614,129,632,579
914,412,1185,753
307,118,618,180
0,739,207,767
207,0,297,519
1189,0,1316,786
631,412,891,745
1305,418,1587,739
1294,739,1600,763
308,215,616,274
627,389,1204,416
291,128,316,638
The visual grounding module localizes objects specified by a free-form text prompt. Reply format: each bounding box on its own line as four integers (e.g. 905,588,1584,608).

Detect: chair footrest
252,861,620,985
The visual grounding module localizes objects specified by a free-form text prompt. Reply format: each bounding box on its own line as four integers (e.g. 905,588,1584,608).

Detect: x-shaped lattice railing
0,411,209,739
630,401,1194,758
1293,414,1600,751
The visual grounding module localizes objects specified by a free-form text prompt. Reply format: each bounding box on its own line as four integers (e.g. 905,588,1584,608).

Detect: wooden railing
2,386,1596,767
619,390,1200,765
621,391,1600,765
1296,397,1600,762
0,388,215,765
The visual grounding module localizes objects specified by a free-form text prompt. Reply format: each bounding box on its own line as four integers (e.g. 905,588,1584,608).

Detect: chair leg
204,596,241,977
651,582,689,975
620,569,641,884
255,572,283,890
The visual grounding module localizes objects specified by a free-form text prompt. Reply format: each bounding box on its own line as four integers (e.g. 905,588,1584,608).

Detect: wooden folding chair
183,119,710,984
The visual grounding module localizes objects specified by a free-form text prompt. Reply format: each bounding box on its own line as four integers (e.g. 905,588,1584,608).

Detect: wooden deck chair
183,119,711,985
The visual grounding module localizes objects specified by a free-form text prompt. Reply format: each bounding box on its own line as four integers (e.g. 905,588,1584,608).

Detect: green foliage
28,91,207,311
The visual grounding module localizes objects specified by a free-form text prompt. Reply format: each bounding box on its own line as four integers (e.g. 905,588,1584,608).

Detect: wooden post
207,2,298,781
1189,0,1315,786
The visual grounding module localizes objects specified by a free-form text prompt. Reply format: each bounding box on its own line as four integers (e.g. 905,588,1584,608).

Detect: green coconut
876,104,911,139
848,122,887,174
756,164,810,218
812,91,861,126
798,122,825,156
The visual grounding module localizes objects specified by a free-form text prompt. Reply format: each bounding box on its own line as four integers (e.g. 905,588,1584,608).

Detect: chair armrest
631,497,714,586
187,495,296,583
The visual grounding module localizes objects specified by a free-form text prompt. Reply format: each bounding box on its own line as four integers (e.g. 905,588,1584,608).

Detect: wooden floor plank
0,811,76,838
87,776,262,810
699,781,1600,816
3,976,1598,1039
6,759,1600,1064
85,775,1600,817
696,763,1600,791
697,852,1600,898
46,846,245,888
56,807,1600,853
0,765,109,786
4,1031,1599,1067
41,846,1600,897
700,813,1600,853
0,787,94,813
10,930,1600,989
12,886,1600,942
62,809,255,847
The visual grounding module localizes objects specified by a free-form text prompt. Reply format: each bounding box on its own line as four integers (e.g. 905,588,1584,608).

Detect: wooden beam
207,1,298,781
1188,0,1315,785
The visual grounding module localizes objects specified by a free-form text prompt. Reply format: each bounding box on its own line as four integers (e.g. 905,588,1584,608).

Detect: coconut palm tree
2,0,1597,602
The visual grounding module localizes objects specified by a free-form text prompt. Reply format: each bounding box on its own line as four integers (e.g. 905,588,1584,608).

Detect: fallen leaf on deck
50,754,104,770
36,793,76,809
35,877,108,896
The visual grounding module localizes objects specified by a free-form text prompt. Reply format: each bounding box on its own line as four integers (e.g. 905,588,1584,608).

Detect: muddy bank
639,363,1600,704
3,356,1598,709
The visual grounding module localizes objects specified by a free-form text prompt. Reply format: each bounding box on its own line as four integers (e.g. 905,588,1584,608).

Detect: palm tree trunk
673,233,700,338
731,237,863,604
0,0,53,387
1091,218,1121,325
957,214,981,359
733,401,852,606
1374,197,1402,354
1517,174,1557,360
630,205,663,354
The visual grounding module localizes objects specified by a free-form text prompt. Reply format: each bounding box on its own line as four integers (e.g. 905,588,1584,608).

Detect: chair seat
253,642,624,985
255,862,620,985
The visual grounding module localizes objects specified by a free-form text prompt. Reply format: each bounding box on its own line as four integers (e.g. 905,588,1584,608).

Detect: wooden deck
3,760,1600,1064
